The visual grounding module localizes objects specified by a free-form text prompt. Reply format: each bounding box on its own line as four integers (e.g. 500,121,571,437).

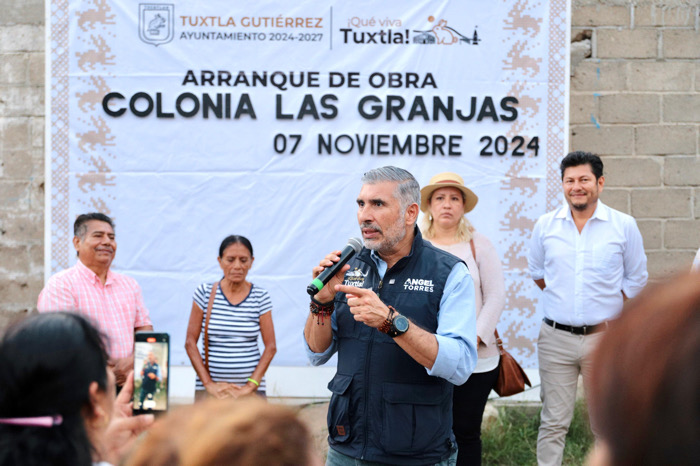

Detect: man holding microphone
304,166,477,466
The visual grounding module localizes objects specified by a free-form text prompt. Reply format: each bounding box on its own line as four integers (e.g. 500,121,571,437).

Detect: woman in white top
185,235,277,400
420,172,506,466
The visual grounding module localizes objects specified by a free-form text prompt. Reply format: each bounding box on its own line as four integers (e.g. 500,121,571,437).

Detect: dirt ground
296,401,331,459
292,399,504,461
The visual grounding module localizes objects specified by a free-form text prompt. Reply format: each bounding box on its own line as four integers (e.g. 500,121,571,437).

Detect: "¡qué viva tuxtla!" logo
340,15,480,46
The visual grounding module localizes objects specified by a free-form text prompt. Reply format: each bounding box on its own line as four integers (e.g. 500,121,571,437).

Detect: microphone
307,237,363,296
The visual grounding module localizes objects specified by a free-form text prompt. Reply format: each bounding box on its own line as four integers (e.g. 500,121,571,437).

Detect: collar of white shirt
555,200,610,223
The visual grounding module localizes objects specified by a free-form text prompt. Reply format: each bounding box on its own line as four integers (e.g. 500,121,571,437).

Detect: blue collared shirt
305,250,477,385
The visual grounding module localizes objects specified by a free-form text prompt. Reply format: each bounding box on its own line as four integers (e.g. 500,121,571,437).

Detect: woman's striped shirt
193,282,272,392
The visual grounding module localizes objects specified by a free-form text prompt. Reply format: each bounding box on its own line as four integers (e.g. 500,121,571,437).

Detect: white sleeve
528,217,545,280
621,218,648,298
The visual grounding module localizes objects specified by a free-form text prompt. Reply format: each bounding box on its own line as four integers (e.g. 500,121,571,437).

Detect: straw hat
420,172,478,213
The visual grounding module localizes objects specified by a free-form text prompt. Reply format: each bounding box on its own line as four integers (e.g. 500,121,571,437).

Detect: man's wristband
310,296,333,306
378,306,395,334
246,377,260,387
310,298,334,326
378,305,409,338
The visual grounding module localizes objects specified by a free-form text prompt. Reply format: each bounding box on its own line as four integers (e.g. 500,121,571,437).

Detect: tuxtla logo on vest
343,267,368,288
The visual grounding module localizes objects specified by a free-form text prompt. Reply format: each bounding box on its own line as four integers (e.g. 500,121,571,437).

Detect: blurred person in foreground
305,166,477,465
125,397,322,466
0,312,154,466
420,172,506,466
38,213,153,386
587,273,700,466
528,151,648,465
185,235,276,399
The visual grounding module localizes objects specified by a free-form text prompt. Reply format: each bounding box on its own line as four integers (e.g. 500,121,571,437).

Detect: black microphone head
347,237,363,254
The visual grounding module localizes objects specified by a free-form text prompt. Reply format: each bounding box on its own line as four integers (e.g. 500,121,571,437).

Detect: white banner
48,0,570,370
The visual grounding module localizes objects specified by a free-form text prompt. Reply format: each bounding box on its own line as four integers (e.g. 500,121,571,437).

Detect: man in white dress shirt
528,151,648,466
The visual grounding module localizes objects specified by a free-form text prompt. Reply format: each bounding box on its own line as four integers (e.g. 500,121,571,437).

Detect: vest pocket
327,373,353,444
380,382,450,454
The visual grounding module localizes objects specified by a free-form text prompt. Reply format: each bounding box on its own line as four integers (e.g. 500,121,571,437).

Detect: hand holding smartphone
132,332,170,415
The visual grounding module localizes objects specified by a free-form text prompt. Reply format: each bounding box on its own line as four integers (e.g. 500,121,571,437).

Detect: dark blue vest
327,228,462,465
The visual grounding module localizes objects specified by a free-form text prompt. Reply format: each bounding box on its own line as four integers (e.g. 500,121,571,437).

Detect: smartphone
132,332,169,415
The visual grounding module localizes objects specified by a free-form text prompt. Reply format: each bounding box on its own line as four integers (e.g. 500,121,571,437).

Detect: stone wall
0,0,45,328
570,0,700,279
1,1,699,326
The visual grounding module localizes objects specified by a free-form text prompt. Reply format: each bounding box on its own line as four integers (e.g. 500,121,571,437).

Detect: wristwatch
387,313,409,338
378,306,409,338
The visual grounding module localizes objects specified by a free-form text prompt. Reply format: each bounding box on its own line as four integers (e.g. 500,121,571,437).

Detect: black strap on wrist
310,298,334,325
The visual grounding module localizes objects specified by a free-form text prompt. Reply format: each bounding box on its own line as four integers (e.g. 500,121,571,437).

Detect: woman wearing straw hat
420,172,506,466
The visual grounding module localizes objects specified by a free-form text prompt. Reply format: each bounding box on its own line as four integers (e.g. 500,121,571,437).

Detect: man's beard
569,191,598,212
570,201,589,211
360,219,406,254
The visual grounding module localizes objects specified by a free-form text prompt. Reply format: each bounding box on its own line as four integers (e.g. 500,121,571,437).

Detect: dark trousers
452,366,499,466
139,387,155,407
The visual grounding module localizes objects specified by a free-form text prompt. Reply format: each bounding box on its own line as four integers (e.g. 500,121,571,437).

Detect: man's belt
543,317,608,335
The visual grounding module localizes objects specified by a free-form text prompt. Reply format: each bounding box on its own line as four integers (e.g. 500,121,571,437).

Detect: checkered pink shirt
37,260,152,359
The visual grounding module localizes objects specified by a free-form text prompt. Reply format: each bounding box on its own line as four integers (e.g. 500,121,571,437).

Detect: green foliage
481,399,594,465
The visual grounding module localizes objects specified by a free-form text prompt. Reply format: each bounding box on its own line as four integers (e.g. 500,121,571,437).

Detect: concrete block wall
571,0,700,279
0,0,45,328
0,1,698,327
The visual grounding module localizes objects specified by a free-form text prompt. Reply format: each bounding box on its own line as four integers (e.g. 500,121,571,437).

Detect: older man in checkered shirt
38,213,153,386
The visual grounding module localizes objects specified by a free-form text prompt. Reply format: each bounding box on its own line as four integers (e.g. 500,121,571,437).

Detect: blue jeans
326,445,458,466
